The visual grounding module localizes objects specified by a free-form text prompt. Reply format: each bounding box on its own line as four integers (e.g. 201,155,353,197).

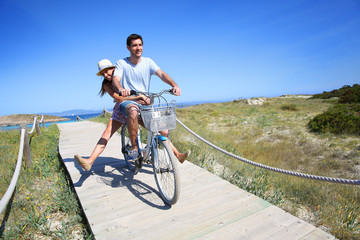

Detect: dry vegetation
2,96,358,239
171,96,360,239
0,125,92,239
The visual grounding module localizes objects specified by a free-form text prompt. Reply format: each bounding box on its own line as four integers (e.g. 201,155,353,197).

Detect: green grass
171,96,360,240
0,125,93,239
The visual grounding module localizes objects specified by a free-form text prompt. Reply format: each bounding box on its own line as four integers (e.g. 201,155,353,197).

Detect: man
113,34,189,162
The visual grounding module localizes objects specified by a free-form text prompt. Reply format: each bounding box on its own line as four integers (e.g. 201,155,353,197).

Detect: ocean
0,99,230,131
0,112,102,131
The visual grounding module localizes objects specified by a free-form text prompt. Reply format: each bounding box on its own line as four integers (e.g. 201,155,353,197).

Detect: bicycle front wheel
152,139,180,205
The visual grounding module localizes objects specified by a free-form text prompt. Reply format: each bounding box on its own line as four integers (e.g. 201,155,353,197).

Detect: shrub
280,104,298,111
310,84,356,100
339,85,360,104
308,103,360,134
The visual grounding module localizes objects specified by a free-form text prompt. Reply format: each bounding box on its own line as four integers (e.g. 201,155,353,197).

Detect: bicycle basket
140,105,176,132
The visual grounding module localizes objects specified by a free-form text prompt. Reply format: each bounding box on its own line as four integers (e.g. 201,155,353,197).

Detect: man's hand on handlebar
119,89,131,97
171,86,181,96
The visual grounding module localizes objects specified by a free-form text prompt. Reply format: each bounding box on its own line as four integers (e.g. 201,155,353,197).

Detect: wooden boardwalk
58,121,335,240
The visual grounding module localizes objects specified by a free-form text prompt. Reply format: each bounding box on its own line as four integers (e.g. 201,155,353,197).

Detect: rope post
35,119,41,136
21,125,32,166
40,115,45,128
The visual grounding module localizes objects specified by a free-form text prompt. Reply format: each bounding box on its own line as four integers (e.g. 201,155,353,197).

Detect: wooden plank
58,121,335,240
199,205,284,239
300,228,336,240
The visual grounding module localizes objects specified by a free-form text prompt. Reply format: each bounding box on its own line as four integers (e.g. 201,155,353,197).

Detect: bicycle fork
152,135,169,173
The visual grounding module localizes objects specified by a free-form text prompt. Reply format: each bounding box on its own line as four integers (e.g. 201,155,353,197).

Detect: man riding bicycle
113,34,190,163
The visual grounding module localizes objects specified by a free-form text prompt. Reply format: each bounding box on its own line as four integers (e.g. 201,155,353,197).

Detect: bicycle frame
120,89,180,205
136,127,168,162
122,122,169,163
130,89,174,160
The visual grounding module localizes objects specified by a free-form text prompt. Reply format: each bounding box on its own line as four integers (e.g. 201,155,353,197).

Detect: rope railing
75,116,85,122
75,108,112,122
0,116,45,215
102,108,113,116
27,116,43,135
0,128,25,214
176,118,360,185
27,117,37,134
72,107,360,185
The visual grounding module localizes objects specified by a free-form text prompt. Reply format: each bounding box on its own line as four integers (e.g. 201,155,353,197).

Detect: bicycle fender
157,135,168,141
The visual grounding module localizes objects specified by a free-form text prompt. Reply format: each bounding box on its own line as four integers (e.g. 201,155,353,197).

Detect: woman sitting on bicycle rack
74,59,190,171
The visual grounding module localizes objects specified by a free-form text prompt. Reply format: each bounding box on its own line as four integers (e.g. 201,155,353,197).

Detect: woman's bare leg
159,130,190,163
75,119,123,170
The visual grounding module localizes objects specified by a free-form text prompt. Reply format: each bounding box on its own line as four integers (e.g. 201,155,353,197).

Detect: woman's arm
104,83,150,104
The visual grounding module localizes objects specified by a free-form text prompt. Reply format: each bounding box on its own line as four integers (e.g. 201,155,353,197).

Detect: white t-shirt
114,57,160,93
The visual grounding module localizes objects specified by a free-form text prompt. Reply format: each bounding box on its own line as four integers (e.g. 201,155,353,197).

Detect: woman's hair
98,79,109,97
98,67,115,97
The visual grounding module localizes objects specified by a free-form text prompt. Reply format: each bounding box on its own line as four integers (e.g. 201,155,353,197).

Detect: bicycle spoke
152,141,180,205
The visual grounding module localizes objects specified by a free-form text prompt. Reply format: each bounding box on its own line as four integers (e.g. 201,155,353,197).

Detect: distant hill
38,101,226,116
0,114,69,126
38,109,105,117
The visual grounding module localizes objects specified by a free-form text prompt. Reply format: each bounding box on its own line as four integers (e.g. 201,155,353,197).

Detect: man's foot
177,150,191,163
127,150,139,161
74,154,92,171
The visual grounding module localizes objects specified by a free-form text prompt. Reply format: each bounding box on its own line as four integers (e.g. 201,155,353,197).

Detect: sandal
178,150,191,163
74,154,92,171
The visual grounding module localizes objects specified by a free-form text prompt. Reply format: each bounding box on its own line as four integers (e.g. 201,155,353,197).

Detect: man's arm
113,75,131,97
112,75,122,92
155,69,181,96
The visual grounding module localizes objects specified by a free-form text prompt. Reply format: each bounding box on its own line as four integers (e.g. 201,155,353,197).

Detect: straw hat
96,59,115,76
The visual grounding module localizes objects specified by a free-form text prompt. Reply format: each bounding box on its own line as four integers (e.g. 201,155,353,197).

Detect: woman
74,59,190,171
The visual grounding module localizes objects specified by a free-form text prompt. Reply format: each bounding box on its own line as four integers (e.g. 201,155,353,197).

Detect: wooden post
40,115,45,128
35,120,41,136
21,125,32,166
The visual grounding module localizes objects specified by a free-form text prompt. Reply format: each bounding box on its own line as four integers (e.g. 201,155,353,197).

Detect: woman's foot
177,150,191,163
74,154,92,171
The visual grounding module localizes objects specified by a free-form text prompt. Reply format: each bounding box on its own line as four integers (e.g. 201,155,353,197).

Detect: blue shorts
119,100,140,116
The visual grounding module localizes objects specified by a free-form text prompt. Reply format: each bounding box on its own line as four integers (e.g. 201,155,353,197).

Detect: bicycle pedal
133,166,139,175
135,158,143,169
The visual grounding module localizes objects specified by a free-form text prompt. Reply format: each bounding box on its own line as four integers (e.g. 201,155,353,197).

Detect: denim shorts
119,100,140,116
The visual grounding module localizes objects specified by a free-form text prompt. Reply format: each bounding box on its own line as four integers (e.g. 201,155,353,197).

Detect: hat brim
96,65,115,76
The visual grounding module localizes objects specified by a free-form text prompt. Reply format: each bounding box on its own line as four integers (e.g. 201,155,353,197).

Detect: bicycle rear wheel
152,139,180,205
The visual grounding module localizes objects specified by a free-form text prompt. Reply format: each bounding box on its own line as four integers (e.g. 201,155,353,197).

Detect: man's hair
127,34,143,46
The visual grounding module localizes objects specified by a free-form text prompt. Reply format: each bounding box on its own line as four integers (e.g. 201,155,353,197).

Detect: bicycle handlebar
119,89,174,97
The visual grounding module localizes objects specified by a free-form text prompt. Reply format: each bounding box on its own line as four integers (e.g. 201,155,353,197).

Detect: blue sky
0,0,359,116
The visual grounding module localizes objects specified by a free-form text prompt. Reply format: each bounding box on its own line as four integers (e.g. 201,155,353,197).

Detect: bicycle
120,89,180,205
